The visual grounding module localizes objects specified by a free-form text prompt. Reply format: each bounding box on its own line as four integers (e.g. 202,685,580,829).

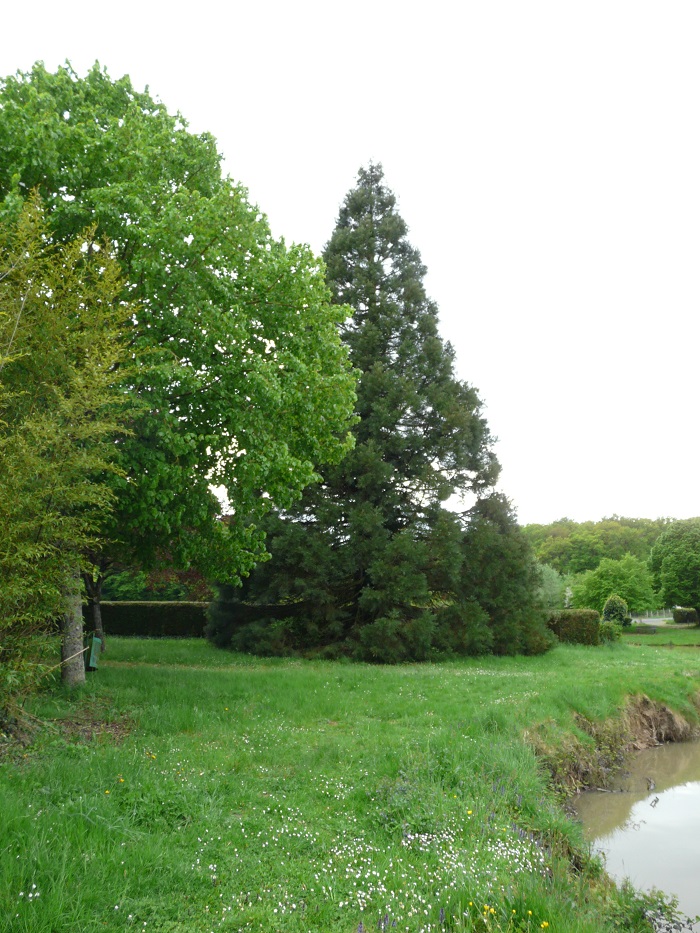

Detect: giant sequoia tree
0,62,356,650
209,164,548,660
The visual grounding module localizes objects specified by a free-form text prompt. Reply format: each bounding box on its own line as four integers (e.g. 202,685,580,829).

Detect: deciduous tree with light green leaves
650,519,700,615
522,517,672,575
0,62,357,644
0,198,133,699
570,553,657,616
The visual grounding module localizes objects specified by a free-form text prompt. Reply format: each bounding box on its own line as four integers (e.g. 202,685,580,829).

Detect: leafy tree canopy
536,563,568,610
0,197,132,699
522,516,673,575
650,519,700,612
0,62,357,587
570,553,658,615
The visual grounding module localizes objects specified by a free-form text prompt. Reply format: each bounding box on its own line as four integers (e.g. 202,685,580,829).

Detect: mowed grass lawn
2,637,700,933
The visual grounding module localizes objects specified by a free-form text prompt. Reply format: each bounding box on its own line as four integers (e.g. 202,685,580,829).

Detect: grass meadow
623,624,700,647
2,637,700,932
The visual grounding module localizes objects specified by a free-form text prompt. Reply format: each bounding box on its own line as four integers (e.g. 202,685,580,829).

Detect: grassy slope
2,638,699,933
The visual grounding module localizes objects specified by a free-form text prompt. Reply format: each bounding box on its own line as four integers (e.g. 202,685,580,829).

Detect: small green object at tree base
86,635,101,672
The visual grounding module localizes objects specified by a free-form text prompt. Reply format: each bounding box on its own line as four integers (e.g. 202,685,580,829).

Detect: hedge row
82,602,617,647
672,607,699,625
82,601,208,638
546,609,601,646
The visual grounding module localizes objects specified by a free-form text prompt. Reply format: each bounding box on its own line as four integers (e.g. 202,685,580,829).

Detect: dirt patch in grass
0,698,133,762
54,710,133,745
527,694,700,795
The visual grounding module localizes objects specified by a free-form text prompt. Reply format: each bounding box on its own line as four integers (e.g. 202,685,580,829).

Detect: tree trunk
62,569,85,687
92,593,104,651
84,571,106,652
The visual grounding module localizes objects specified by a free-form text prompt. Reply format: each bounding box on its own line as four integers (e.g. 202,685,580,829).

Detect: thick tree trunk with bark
61,569,85,687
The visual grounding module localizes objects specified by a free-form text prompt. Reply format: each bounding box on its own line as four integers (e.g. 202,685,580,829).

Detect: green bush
520,618,559,655
672,606,699,626
83,602,209,638
546,609,601,645
432,601,494,656
205,586,245,648
603,593,628,625
205,586,309,654
353,610,437,663
599,620,622,643
205,585,556,662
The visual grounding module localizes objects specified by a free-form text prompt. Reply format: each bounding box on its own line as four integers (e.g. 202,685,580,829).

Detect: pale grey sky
3,1,699,524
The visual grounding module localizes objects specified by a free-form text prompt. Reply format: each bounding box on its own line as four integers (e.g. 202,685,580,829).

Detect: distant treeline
521,516,673,576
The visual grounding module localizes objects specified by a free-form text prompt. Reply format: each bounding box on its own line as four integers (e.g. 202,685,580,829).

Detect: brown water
574,741,700,923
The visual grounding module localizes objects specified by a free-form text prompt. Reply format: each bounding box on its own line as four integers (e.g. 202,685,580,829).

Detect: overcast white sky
3,1,699,525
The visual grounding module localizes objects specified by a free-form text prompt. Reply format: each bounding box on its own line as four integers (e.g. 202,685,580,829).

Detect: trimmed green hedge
672,607,699,626
546,609,601,646
82,601,209,638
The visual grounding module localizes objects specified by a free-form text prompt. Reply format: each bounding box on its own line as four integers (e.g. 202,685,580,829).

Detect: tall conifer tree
210,164,547,660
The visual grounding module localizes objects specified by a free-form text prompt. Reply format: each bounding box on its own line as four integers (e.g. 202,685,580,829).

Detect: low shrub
432,601,494,657
83,601,209,638
672,606,698,626
599,620,622,643
546,609,601,646
521,619,560,655
353,610,438,663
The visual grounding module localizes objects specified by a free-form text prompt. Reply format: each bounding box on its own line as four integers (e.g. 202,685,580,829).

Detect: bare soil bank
528,694,700,794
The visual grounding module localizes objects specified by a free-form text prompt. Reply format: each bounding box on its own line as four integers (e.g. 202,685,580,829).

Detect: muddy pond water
574,740,700,925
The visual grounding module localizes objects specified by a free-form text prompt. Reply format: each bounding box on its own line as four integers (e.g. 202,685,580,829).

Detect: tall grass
2,638,698,931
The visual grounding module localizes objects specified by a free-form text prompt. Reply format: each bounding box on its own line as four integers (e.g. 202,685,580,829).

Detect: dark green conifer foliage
208,164,546,660
456,495,556,655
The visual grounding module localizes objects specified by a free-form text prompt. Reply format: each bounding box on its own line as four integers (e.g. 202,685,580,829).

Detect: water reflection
575,741,700,924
